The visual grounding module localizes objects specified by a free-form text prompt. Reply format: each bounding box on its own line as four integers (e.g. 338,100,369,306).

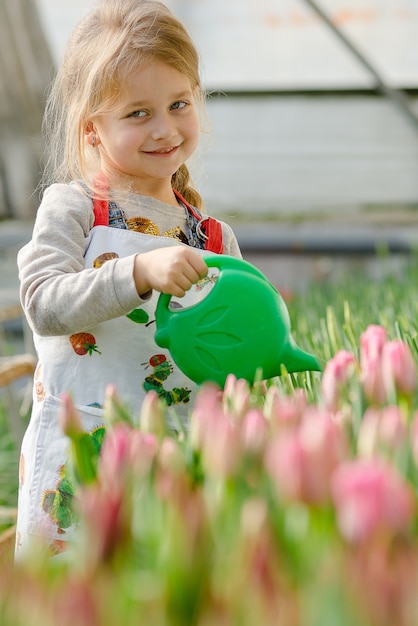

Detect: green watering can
154,255,322,388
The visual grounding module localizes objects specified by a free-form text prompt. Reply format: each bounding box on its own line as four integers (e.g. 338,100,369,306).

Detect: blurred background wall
2,0,418,220
0,0,54,218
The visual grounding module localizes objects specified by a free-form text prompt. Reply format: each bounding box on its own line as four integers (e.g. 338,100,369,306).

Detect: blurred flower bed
0,258,417,626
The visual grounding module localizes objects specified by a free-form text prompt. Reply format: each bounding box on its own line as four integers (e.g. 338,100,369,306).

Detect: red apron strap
92,172,109,226
93,197,109,226
173,189,224,254
198,217,224,254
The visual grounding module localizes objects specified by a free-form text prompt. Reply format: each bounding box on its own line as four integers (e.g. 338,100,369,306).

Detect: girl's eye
170,100,187,111
130,110,147,118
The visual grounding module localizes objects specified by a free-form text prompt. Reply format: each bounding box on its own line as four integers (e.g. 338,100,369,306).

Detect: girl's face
89,59,200,201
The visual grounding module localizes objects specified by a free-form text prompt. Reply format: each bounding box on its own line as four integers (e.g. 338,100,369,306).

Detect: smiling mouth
144,146,178,155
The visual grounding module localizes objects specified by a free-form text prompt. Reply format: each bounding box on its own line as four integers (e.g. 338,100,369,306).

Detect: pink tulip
140,390,166,437
265,432,305,502
361,360,387,406
129,430,158,479
103,383,131,425
190,383,242,477
189,382,224,449
263,386,307,432
158,437,185,474
156,437,188,501
223,374,251,419
78,484,128,564
98,422,132,489
360,325,387,365
410,412,418,468
331,459,415,543
321,350,356,411
60,392,83,437
358,406,408,459
241,409,268,455
382,339,417,397
204,413,241,478
265,408,347,505
359,325,388,404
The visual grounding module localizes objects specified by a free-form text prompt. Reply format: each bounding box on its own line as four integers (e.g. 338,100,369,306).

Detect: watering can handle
204,254,273,282
156,254,275,315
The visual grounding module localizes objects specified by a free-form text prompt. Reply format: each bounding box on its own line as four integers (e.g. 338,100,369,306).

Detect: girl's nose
150,113,175,141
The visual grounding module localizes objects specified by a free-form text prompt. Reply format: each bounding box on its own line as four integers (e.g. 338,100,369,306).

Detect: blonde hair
42,0,204,208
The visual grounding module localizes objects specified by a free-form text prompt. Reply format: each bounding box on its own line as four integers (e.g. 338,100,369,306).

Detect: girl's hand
133,246,208,298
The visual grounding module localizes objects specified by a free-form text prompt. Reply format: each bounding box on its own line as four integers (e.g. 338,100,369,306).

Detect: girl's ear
85,121,100,147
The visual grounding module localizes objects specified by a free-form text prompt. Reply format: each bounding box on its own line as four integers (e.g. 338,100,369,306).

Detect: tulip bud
265,408,346,505
359,326,389,405
99,422,132,490
360,325,387,364
140,390,166,437
263,386,307,431
321,350,356,411
358,406,407,459
382,339,417,397
103,384,132,426
192,386,241,477
331,459,415,543
130,430,158,478
158,437,185,474
60,392,98,484
189,383,223,450
410,412,418,468
223,374,251,420
241,409,268,455
60,392,83,438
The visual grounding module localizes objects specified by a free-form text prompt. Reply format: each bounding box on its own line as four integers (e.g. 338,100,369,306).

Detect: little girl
16,0,241,556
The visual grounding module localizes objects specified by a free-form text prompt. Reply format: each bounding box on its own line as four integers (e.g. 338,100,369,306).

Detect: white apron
15,223,215,556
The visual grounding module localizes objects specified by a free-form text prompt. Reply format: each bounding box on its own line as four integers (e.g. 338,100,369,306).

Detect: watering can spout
281,339,323,374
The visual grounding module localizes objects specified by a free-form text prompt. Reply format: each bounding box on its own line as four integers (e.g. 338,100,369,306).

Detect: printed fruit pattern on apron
41,426,106,534
34,362,45,402
70,332,102,356
142,353,191,405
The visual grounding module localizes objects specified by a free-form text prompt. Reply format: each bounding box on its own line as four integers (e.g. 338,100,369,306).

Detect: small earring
91,135,95,148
